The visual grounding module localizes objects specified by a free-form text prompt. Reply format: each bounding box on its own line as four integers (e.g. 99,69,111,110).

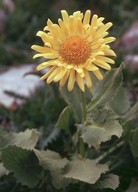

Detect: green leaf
1,146,42,187
96,174,119,190
40,128,60,148
0,163,9,176
86,107,118,124
87,63,124,112
34,149,69,189
81,120,123,149
56,106,73,135
129,128,138,157
60,85,83,122
126,179,138,192
123,101,138,122
64,158,108,184
0,129,39,150
110,86,131,115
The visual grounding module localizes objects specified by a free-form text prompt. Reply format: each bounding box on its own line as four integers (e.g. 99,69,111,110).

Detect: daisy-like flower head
32,10,116,92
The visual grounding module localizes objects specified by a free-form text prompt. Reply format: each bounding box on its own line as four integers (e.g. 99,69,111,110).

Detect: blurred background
0,0,138,191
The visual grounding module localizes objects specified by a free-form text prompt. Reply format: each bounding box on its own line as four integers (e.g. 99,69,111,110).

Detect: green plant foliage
0,163,9,176
87,107,118,124
126,179,138,192
0,66,137,191
96,174,119,190
56,106,73,135
123,101,138,122
11,85,65,130
60,85,83,123
64,158,108,184
1,64,137,191
81,120,123,149
87,63,124,112
1,146,42,187
34,149,69,189
129,128,138,157
110,86,131,115
0,129,39,150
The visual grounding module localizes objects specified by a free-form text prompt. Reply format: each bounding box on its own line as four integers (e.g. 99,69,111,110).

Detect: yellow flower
32,10,116,92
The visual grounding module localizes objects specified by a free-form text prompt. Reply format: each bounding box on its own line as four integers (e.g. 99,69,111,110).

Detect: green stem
81,91,87,123
79,138,85,157
77,91,87,157
95,140,124,163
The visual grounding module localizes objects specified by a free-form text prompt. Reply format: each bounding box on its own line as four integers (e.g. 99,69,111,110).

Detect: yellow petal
69,16,76,34
84,70,92,88
47,67,61,84
91,14,98,27
46,24,58,36
93,70,103,80
58,18,69,37
40,66,56,80
75,67,85,78
67,69,75,92
91,51,105,58
43,26,49,31
73,11,83,20
94,32,108,39
76,73,84,92
31,45,51,53
59,71,70,87
77,18,83,33
85,60,99,71
84,59,91,67
87,65,99,72
83,10,91,25
47,19,53,27
94,60,111,70
36,31,51,44
61,10,69,23
104,49,116,56
98,22,112,33
33,53,58,59
97,56,115,64
97,17,105,24
36,62,53,71
54,68,67,82
104,37,116,44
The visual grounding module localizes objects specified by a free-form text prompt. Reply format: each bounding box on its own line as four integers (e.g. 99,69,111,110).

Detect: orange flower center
59,36,90,64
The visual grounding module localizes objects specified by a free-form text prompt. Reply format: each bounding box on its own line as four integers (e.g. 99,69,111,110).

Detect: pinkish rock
124,54,138,72
3,0,15,13
0,10,7,33
121,22,138,51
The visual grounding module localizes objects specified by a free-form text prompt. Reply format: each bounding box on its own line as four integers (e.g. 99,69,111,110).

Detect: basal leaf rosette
32,10,116,92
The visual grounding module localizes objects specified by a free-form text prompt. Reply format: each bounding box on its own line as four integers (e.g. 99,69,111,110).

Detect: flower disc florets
60,36,90,64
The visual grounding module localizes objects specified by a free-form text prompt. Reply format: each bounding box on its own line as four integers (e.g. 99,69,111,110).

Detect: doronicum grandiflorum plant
0,10,138,192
